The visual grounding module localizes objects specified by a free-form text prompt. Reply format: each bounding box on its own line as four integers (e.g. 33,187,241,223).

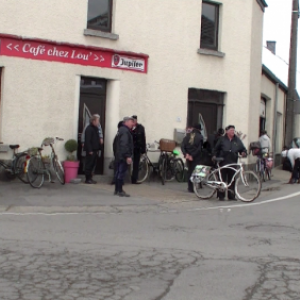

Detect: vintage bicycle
191,157,261,202
0,144,29,183
25,137,65,188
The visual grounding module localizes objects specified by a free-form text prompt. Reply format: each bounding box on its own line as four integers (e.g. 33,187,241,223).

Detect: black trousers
218,167,236,199
115,161,129,192
187,158,201,191
85,152,98,180
131,149,141,183
292,158,300,180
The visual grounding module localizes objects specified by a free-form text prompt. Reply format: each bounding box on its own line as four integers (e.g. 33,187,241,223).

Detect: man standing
84,115,101,184
259,130,271,153
81,114,104,179
131,115,146,184
213,125,247,200
181,124,203,193
114,117,134,197
281,148,300,183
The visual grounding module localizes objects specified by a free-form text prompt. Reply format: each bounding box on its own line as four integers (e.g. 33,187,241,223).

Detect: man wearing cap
181,124,203,193
131,115,146,184
114,117,134,197
213,125,247,200
84,115,102,184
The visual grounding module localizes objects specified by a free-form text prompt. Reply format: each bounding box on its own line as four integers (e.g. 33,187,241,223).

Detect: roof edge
262,64,287,91
256,0,268,12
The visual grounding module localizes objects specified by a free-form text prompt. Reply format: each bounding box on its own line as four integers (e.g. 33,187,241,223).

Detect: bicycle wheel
160,154,167,185
53,156,65,184
136,155,149,183
235,170,261,202
27,157,45,188
14,153,29,184
165,156,175,182
174,158,185,182
193,173,217,199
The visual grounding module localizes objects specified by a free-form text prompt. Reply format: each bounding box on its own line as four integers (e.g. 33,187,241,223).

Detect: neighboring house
0,0,268,175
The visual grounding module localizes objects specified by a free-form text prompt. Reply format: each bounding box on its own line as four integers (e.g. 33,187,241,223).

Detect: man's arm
119,131,132,160
212,138,222,157
141,126,146,154
98,124,104,144
238,140,248,157
189,135,203,158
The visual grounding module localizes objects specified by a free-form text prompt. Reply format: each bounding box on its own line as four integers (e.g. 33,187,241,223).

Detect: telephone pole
285,0,299,146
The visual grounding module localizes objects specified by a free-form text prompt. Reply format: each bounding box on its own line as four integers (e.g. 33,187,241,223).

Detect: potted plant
63,139,79,183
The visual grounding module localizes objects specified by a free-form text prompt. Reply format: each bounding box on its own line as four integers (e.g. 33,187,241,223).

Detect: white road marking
0,190,298,217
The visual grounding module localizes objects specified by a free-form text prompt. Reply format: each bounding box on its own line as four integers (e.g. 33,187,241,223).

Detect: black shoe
85,180,93,184
114,191,118,196
118,191,130,197
219,198,225,201
111,181,116,185
187,189,194,193
90,179,97,184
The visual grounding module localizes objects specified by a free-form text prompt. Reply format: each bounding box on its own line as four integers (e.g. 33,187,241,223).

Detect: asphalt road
0,183,300,300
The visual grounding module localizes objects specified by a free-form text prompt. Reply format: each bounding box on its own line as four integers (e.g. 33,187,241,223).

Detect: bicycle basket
190,165,212,183
159,139,176,152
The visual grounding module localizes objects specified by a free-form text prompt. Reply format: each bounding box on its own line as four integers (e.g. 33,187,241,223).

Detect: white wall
0,0,265,171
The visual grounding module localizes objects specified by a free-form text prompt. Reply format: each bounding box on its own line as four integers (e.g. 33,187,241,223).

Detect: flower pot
63,161,80,183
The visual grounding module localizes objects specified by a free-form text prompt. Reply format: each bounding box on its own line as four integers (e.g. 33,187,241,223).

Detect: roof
256,0,268,12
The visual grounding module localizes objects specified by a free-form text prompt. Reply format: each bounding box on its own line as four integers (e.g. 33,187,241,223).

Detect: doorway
78,77,107,175
187,88,224,141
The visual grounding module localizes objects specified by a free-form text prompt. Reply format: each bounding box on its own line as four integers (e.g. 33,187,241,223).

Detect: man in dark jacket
114,116,134,197
181,124,203,193
84,115,101,184
131,115,146,184
213,125,247,200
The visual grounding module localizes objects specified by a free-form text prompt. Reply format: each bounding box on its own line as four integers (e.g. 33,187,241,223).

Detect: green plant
64,139,78,161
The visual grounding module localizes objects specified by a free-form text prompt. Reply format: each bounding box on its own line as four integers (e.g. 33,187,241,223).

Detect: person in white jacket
281,148,300,183
259,130,271,153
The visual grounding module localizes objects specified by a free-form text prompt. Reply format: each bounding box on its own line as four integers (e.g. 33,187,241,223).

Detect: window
200,2,219,51
87,0,113,32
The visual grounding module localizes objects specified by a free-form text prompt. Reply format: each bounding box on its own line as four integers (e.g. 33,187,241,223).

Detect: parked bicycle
191,157,261,202
134,141,184,185
255,151,273,182
25,137,65,188
0,144,29,183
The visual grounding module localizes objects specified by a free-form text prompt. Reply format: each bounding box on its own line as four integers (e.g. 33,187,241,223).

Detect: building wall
261,74,286,156
0,0,266,172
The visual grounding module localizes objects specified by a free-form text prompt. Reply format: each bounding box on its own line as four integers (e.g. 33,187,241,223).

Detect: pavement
0,167,299,299
0,166,292,213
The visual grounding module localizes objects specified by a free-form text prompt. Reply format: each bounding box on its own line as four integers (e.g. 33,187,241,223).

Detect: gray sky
263,0,296,70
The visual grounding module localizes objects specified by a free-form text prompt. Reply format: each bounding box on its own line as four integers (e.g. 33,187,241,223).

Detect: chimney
266,41,276,54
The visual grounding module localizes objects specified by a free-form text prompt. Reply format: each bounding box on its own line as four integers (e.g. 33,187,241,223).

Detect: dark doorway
187,88,224,141
78,77,107,175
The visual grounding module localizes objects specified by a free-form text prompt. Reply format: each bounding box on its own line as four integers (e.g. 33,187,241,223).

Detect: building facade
0,0,268,174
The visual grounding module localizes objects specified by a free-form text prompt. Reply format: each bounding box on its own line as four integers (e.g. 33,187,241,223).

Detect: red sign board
0,34,148,73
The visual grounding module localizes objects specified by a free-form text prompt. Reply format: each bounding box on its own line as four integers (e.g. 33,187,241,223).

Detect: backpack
249,141,261,156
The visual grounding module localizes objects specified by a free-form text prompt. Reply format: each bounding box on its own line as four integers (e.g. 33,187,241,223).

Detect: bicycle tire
193,172,217,199
53,156,65,185
165,156,175,182
160,153,167,185
174,158,185,182
235,170,261,202
14,153,29,184
136,155,149,183
27,157,45,188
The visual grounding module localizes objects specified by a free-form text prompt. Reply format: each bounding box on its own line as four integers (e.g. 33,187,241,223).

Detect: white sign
112,54,145,72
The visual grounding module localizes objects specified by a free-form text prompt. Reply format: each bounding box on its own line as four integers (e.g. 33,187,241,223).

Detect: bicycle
255,151,272,182
165,150,185,182
0,144,29,183
26,137,65,188
191,157,261,202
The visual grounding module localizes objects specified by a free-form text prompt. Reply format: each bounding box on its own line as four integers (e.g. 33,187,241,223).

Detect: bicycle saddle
214,157,224,162
9,145,19,149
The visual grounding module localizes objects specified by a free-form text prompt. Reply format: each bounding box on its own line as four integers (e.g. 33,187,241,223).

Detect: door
78,77,106,175
188,101,218,140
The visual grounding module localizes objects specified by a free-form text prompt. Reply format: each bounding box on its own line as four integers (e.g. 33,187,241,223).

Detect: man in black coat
213,125,247,200
84,115,101,184
131,115,146,184
114,116,134,197
181,124,203,193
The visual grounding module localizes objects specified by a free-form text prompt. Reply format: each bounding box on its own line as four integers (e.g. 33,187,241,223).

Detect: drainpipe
272,83,279,165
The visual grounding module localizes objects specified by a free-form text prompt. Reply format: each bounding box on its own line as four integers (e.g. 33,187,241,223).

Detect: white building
0,0,268,174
